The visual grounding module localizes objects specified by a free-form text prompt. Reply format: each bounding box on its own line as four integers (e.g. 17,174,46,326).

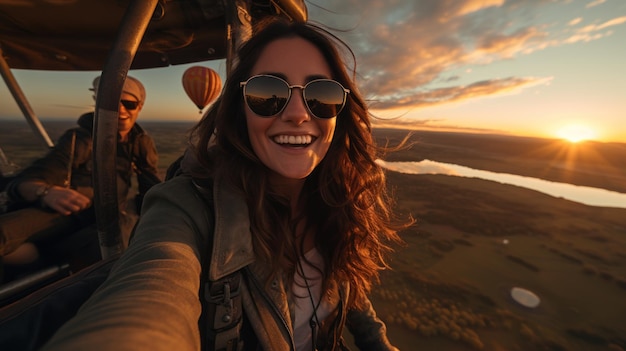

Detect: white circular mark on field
510,287,540,308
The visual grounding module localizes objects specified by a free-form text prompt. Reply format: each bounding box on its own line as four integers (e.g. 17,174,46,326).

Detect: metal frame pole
0,46,54,149
93,0,158,259
223,0,253,75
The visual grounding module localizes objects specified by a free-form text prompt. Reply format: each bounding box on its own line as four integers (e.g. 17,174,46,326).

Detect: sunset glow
1,1,625,143
556,125,597,143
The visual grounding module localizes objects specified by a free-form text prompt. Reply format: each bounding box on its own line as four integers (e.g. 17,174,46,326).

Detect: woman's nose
280,88,310,125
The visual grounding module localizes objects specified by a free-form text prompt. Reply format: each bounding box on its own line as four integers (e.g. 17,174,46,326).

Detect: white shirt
292,248,334,351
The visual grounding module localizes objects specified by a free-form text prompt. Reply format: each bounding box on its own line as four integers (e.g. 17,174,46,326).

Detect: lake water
377,159,626,209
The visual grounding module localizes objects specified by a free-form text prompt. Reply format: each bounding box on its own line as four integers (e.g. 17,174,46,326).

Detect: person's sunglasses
240,75,350,119
120,99,140,111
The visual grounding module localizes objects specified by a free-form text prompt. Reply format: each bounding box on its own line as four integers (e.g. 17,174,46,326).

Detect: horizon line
0,116,623,145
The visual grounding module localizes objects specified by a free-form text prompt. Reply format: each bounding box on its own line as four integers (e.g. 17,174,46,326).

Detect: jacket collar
207,176,256,281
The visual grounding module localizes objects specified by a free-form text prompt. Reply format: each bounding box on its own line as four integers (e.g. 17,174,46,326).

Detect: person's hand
41,186,92,215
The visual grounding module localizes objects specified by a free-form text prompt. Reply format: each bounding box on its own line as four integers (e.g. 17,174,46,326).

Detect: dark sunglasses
240,75,350,119
120,99,140,111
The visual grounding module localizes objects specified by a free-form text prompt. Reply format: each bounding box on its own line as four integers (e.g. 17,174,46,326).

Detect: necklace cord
296,256,322,351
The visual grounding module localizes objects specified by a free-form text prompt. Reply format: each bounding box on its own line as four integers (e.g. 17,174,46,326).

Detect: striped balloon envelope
182,66,222,113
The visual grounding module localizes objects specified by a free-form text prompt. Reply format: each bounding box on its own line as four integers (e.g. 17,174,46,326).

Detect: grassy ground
373,172,626,350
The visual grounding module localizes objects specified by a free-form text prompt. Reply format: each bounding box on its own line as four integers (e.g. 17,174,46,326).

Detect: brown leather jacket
6,112,161,209
41,175,397,351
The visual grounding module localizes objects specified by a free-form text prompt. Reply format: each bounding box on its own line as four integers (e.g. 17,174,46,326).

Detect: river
377,159,626,209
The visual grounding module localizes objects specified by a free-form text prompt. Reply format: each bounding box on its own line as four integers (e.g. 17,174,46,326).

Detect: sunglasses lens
304,80,346,119
121,100,139,110
243,76,289,117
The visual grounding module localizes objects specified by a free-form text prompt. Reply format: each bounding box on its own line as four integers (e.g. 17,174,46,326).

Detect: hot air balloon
182,66,222,113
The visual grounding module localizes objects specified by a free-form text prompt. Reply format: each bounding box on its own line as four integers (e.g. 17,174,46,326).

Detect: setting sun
556,125,597,143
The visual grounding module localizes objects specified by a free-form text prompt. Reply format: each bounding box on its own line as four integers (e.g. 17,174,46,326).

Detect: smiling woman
556,124,597,143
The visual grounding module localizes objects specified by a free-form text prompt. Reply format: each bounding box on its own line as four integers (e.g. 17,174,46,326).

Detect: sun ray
522,128,624,193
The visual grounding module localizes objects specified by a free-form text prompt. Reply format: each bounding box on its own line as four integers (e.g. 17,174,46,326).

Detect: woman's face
245,37,337,181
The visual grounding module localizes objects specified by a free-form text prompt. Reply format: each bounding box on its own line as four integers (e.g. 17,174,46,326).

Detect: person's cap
90,75,146,102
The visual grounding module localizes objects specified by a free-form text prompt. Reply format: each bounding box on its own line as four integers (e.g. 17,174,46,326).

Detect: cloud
579,16,626,32
471,26,547,59
370,116,510,135
309,0,619,111
455,0,505,16
563,15,626,43
586,0,605,9
369,76,553,109
568,17,583,26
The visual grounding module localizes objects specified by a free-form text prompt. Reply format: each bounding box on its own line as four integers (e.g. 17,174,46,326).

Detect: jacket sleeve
41,177,212,351
5,128,90,203
346,297,399,351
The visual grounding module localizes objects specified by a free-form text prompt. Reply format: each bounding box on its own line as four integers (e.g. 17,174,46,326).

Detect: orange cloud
370,117,509,135
439,0,505,20
473,27,547,59
369,76,553,110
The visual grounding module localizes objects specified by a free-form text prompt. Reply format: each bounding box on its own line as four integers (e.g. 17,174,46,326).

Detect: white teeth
273,135,313,145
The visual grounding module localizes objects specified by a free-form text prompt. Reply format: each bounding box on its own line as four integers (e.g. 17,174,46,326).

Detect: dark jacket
6,112,161,208
40,174,398,351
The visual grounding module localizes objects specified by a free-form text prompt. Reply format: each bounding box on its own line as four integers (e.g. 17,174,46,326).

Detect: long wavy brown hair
190,18,410,309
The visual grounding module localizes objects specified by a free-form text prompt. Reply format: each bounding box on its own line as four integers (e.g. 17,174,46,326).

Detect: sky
1,0,625,143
